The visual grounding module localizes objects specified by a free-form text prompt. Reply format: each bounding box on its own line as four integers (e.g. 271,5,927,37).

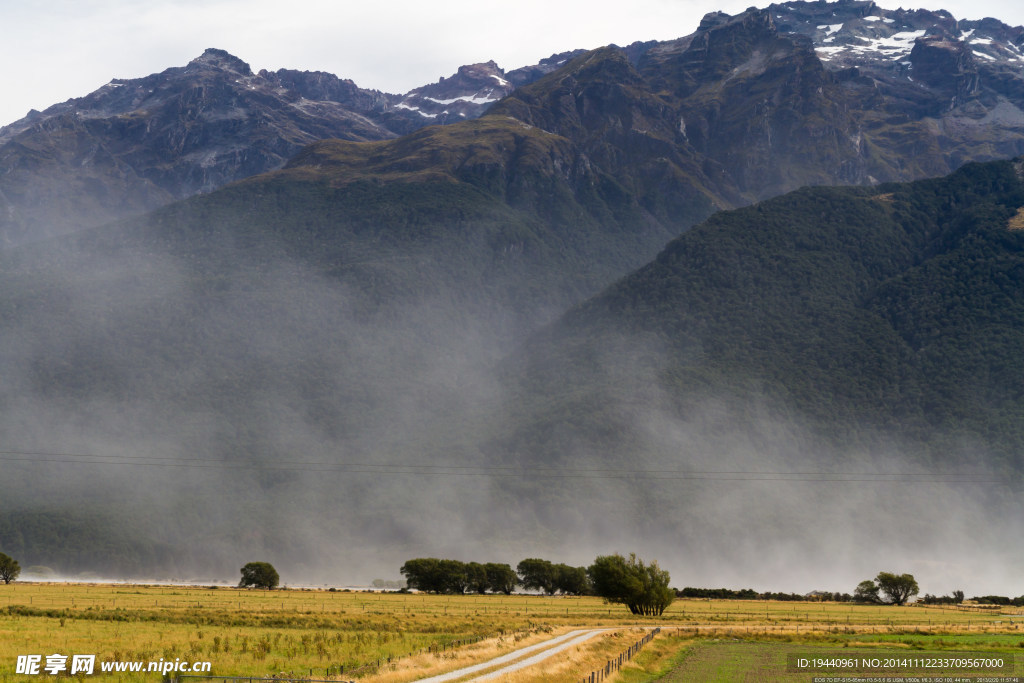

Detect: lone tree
875,572,919,606
239,561,279,590
587,553,674,616
855,572,918,605
0,553,20,584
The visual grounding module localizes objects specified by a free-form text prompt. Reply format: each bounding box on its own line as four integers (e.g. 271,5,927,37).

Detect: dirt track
413,628,612,682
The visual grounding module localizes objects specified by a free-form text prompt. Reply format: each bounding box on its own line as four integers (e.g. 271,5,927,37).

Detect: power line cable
0,449,1005,483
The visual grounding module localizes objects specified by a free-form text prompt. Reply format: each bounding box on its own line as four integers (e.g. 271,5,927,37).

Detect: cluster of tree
400,559,518,595
971,595,1024,606
762,591,823,602
801,592,857,603
677,587,760,600
238,561,279,590
675,573,966,607
918,591,965,605
0,553,20,584
400,553,674,616
675,580,989,606
516,559,589,596
854,572,919,606
676,587,856,602
588,554,674,616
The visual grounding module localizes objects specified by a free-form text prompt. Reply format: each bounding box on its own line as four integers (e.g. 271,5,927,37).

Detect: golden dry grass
1008,206,1024,230
3,584,1024,681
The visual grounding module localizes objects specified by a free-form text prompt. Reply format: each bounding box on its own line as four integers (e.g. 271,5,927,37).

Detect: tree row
400,554,674,616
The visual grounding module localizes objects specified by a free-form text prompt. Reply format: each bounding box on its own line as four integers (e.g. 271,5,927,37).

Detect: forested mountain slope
506,158,1024,468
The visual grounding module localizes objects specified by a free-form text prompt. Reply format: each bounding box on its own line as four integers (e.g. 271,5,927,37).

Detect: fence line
579,627,660,683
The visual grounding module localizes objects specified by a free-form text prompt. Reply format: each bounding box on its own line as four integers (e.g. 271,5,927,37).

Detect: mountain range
1,0,1023,585
0,47,581,245
5,0,1024,248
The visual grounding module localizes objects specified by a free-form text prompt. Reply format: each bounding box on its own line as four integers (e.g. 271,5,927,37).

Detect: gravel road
413,628,613,682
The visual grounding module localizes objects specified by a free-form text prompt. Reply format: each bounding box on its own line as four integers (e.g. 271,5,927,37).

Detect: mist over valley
2,0,1024,600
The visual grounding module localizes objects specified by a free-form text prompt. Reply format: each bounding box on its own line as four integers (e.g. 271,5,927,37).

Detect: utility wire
0,449,1005,483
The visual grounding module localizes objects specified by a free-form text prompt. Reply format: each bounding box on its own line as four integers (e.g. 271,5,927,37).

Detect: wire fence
578,627,660,683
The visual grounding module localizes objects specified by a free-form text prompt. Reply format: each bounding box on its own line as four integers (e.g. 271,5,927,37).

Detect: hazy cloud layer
9,234,1017,597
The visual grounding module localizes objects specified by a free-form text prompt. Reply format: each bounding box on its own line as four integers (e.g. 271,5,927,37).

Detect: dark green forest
507,159,1024,469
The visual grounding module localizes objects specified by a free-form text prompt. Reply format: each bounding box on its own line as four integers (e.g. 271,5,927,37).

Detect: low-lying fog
1,232,1020,600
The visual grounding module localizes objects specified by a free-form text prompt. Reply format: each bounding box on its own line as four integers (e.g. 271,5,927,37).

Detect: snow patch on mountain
815,46,846,61
816,29,927,62
425,95,499,105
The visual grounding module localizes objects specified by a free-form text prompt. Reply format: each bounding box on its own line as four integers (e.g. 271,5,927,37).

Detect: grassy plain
2,583,1024,681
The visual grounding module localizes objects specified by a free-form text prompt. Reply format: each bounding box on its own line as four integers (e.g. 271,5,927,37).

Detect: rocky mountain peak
394,60,513,126
0,44,589,244
686,6,785,61
909,34,980,105
697,11,731,32
505,51,587,87
187,48,253,76
758,0,1023,122
768,0,1010,68
455,60,502,79
640,3,804,100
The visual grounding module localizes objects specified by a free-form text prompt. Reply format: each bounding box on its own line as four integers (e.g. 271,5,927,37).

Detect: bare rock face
0,49,394,244
623,0,1024,201
0,49,570,245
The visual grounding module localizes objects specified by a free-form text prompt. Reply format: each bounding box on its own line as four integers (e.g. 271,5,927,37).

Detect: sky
2,0,1024,127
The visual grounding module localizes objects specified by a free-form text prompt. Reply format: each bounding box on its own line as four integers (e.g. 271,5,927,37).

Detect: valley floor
2,584,1023,681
